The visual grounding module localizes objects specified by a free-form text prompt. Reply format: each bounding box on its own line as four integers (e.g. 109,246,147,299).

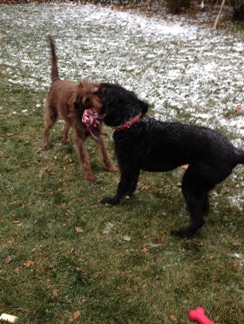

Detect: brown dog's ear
78,81,85,89
92,86,100,94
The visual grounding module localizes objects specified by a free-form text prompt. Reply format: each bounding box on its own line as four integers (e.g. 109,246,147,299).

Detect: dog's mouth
82,108,104,126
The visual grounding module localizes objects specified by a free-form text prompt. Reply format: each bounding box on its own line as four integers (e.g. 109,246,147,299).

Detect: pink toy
82,109,103,140
188,307,220,324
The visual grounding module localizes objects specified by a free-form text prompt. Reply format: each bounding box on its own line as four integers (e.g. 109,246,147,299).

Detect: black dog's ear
137,98,149,114
141,101,149,114
104,98,123,127
101,88,107,95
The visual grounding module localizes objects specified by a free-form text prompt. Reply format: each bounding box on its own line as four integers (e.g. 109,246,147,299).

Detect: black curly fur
100,83,244,238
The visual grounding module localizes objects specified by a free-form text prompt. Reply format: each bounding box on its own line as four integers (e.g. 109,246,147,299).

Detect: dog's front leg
97,134,117,173
101,168,140,205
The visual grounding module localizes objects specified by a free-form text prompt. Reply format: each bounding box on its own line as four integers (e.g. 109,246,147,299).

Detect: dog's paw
106,165,118,173
43,142,50,150
100,197,119,205
171,228,194,238
84,173,96,181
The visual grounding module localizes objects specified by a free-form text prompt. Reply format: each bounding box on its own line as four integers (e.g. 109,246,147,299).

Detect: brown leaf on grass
5,255,12,264
140,185,150,191
69,247,75,254
235,105,242,112
170,314,178,322
161,230,167,236
194,241,204,247
139,246,148,253
75,227,83,233
12,220,20,224
0,151,4,157
68,311,80,323
233,241,242,247
24,260,34,267
39,168,45,178
58,203,66,209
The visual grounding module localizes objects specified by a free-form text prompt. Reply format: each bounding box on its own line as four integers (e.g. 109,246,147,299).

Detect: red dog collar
115,115,141,132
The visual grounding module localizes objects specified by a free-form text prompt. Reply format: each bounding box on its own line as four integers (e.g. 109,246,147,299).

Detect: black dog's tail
48,36,60,82
237,148,244,164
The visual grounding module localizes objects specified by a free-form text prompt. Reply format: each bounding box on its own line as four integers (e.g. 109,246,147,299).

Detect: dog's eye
84,98,90,104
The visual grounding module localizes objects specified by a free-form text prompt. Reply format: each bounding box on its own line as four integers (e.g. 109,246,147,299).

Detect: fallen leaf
12,220,20,224
170,314,178,322
93,272,100,279
139,247,148,253
194,241,204,247
161,230,167,236
75,227,83,233
5,255,12,264
235,105,242,112
58,203,66,209
123,235,131,241
233,241,242,247
24,260,34,267
70,247,75,254
140,185,150,191
68,311,80,323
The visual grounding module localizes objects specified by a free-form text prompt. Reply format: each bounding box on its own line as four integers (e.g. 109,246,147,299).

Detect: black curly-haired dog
99,83,244,238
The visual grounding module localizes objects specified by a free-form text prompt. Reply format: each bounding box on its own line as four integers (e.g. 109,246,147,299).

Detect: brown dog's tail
48,36,60,82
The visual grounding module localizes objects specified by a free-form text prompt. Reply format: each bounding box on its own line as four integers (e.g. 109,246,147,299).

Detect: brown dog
43,37,115,180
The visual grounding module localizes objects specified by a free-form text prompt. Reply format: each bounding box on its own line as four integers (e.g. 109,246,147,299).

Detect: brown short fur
43,37,116,180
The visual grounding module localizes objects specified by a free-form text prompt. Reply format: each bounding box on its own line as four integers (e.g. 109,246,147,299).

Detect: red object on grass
188,307,220,324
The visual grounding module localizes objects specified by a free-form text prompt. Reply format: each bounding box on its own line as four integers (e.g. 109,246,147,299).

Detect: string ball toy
82,109,103,140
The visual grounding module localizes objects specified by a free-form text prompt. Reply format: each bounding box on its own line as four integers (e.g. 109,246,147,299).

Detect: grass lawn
0,3,243,323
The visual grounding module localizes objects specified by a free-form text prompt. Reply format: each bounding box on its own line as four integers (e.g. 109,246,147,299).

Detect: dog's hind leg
43,103,58,150
97,135,117,173
171,162,216,238
172,188,206,238
62,123,70,144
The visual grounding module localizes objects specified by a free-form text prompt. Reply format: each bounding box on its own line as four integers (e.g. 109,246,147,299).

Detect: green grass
1,4,244,324
1,68,244,324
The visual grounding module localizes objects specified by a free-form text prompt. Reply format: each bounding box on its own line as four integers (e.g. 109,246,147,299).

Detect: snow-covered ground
0,3,243,142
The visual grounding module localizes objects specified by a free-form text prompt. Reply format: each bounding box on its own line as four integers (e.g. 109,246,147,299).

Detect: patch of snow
0,3,243,143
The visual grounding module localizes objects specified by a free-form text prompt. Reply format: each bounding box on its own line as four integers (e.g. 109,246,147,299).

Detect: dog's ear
139,99,149,114
73,93,83,111
103,97,123,127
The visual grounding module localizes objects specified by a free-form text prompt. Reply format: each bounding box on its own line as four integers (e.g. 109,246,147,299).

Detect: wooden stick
213,0,226,29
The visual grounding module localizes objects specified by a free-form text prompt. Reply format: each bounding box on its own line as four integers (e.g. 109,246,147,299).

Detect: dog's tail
48,36,60,82
236,148,244,164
